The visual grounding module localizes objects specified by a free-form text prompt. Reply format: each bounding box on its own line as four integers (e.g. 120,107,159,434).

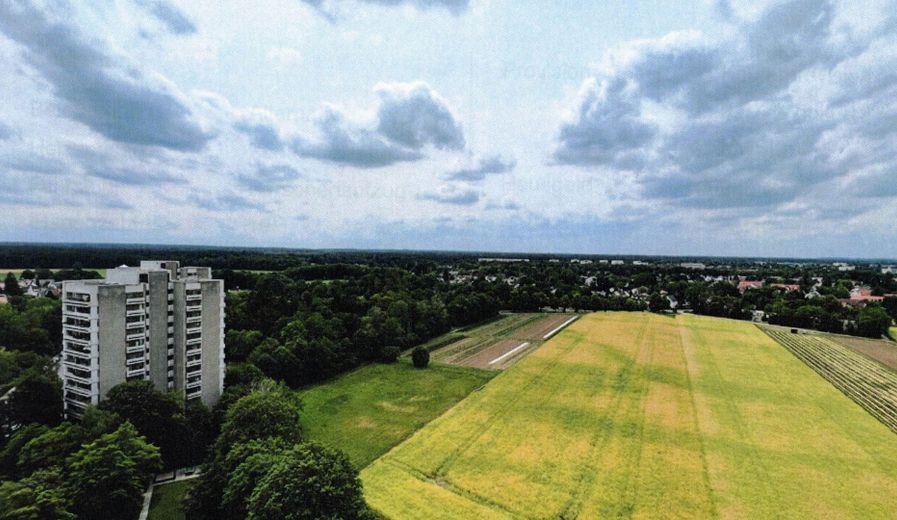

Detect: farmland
428,313,577,369
762,326,897,433
362,312,897,519
296,360,495,468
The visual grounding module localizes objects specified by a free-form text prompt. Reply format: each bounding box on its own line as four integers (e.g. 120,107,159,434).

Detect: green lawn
363,312,897,519
147,480,190,520
297,360,495,468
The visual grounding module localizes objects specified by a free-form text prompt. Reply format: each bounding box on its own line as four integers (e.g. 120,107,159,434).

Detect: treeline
223,268,500,389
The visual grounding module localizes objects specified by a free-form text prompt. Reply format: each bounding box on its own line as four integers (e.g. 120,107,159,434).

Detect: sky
1,0,896,258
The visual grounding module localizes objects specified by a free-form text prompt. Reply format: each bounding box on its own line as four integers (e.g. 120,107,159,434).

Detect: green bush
379,346,401,364
411,346,429,369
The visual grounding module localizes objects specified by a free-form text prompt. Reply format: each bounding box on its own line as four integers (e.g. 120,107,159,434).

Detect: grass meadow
146,480,190,520
361,312,897,519
296,359,495,468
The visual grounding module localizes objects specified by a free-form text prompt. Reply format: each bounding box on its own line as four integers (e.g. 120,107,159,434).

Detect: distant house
882,266,897,275
0,294,8,305
610,260,625,265
849,287,884,303
680,262,706,270
771,283,801,293
737,280,764,292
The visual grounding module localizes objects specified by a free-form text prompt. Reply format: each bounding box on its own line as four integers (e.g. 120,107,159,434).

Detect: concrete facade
60,260,225,418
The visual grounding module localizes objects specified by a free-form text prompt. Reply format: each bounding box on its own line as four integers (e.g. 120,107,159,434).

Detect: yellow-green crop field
361,312,897,519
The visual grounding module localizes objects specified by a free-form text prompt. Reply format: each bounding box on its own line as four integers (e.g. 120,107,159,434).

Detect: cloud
291,107,424,167
266,46,302,67
0,122,13,140
135,0,197,35
552,0,897,215
418,184,480,205
189,192,267,211
67,145,183,185
485,198,520,211
374,82,465,151
301,0,469,20
233,110,285,151
0,0,211,151
236,163,302,192
291,82,463,167
0,152,67,175
445,154,516,181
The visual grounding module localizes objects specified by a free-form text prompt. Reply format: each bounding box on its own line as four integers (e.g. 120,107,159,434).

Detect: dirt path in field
447,314,578,370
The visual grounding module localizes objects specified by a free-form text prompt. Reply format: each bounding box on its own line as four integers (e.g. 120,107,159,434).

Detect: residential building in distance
60,260,224,418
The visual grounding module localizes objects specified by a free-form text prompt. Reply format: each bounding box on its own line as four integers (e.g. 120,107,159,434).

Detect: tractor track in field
558,315,651,519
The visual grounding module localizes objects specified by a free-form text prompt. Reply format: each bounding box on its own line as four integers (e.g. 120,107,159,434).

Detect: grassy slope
362,312,897,519
297,360,495,469
147,480,190,520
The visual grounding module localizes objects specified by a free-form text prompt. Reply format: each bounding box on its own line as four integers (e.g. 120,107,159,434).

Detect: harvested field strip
488,342,529,366
430,313,577,369
542,315,578,339
762,327,897,433
826,334,897,372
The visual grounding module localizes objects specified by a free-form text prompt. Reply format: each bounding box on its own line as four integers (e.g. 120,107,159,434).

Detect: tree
186,382,303,520
856,306,892,338
99,381,188,469
225,330,264,363
648,293,669,313
215,381,302,455
411,346,429,369
0,471,74,520
246,443,372,520
5,369,63,430
221,439,290,520
379,345,400,364
4,273,22,297
65,422,161,520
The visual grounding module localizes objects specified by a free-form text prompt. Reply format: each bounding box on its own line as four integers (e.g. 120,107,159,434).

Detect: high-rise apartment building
60,260,224,418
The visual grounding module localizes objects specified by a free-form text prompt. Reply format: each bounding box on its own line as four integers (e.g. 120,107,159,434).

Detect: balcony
65,292,90,303
65,369,92,385
126,367,146,378
64,383,92,398
186,358,202,368
64,305,91,315
126,356,145,366
126,296,145,305
64,354,91,368
186,292,202,302
186,379,202,390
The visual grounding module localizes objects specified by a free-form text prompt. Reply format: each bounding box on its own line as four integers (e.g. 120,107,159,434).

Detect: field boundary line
677,319,720,519
378,457,523,518
688,321,782,515
543,315,579,340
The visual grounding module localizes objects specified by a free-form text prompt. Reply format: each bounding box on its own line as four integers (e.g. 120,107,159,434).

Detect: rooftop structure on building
60,260,224,419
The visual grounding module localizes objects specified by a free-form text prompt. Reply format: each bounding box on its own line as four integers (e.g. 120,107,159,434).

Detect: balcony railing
126,367,146,378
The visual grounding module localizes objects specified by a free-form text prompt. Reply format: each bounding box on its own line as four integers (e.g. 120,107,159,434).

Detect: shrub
379,346,401,364
411,346,429,369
